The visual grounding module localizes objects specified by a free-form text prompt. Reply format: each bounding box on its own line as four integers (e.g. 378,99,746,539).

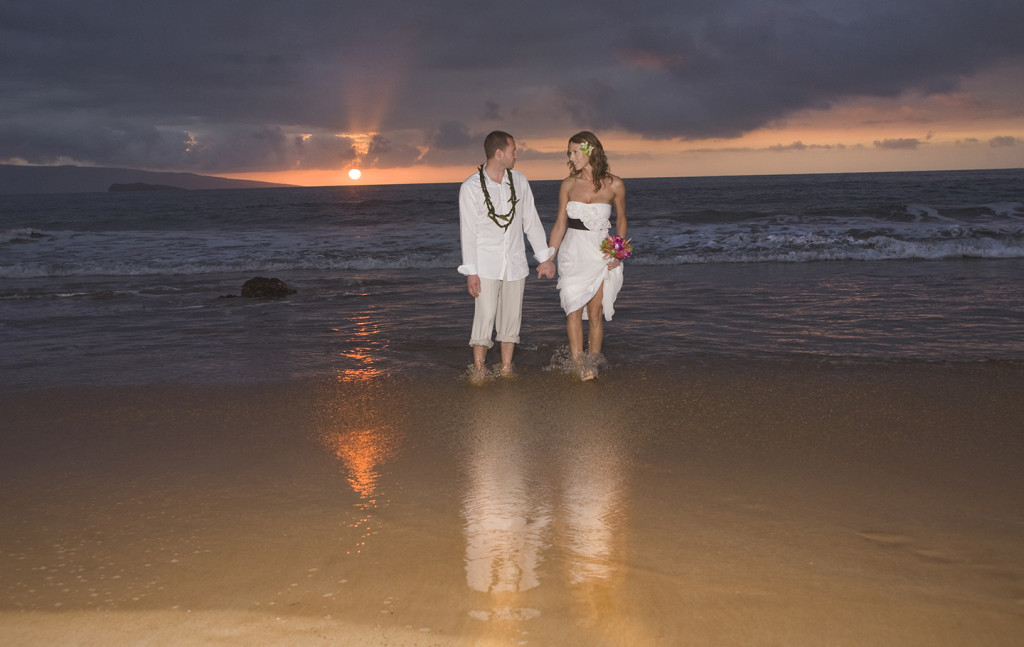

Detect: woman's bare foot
573,354,597,381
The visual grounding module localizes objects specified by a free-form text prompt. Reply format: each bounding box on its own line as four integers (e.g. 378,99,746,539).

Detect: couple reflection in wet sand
315,379,639,639
458,131,628,382
460,390,630,636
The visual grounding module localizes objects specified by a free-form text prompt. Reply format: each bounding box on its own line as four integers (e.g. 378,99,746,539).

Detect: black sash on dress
566,218,589,231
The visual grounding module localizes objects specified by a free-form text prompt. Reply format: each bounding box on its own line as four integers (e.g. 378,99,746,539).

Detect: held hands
468,262,554,299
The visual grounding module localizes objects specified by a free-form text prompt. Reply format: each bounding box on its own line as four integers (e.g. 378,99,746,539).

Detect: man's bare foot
498,363,515,378
580,368,596,381
467,364,488,385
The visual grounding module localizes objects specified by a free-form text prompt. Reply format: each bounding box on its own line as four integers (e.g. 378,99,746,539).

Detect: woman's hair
567,131,611,193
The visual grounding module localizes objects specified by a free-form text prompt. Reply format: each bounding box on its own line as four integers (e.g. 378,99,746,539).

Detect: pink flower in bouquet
600,235,633,260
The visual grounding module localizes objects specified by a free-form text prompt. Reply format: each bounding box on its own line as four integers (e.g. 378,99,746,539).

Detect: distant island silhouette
0,164,294,195
109,182,187,192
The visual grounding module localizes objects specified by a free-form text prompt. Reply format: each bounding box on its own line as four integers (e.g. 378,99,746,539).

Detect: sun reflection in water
332,309,388,382
323,425,395,503
316,380,401,555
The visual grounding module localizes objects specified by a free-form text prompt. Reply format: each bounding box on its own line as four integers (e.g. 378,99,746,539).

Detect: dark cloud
364,133,423,169
0,112,194,169
768,141,844,152
171,127,359,173
989,136,1018,147
874,138,923,150
430,122,474,152
1,1,1021,172
770,141,808,152
483,101,502,121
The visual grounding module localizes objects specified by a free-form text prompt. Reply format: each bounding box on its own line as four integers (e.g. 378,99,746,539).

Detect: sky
2,0,1022,186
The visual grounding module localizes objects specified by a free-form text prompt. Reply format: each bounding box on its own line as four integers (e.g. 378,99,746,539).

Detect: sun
348,168,362,180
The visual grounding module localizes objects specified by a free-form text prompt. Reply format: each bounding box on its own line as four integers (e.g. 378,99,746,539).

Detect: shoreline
3,362,1023,645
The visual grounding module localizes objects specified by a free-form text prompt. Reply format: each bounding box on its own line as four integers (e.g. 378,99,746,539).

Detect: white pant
470,277,525,347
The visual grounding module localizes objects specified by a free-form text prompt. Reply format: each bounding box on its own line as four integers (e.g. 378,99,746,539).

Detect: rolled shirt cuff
457,263,478,276
534,247,555,264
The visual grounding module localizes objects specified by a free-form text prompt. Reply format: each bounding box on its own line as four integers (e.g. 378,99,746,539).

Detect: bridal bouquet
600,235,633,260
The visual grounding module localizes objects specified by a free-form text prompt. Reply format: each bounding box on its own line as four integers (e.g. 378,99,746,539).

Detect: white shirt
458,167,554,280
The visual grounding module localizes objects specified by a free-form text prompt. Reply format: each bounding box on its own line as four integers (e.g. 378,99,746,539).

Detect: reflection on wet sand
460,388,630,638
462,410,550,599
561,433,627,587
316,381,402,555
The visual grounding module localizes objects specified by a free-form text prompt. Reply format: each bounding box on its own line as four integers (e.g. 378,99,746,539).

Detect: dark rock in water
240,277,296,298
109,182,186,192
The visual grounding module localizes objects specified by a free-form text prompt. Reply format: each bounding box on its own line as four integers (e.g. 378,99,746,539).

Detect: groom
458,131,555,375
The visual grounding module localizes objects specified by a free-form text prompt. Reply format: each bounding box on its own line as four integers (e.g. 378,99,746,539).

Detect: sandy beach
2,361,1023,646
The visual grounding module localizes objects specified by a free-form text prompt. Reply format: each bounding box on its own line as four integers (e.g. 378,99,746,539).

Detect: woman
547,131,627,380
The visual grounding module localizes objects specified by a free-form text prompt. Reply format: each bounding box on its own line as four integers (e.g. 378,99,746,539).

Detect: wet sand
2,362,1023,646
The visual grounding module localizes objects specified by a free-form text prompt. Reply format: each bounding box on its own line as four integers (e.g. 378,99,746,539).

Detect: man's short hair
484,131,514,159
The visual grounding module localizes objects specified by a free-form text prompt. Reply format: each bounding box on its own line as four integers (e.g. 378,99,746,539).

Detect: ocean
2,168,1022,389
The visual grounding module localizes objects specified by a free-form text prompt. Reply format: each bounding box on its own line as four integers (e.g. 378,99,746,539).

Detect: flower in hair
579,141,594,157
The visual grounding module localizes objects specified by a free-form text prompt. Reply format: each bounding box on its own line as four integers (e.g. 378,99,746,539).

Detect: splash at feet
547,346,607,381
464,363,518,385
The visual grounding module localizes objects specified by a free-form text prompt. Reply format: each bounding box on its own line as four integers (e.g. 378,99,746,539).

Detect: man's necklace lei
478,165,518,231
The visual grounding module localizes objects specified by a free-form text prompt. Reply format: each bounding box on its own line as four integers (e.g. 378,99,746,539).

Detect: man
458,131,555,376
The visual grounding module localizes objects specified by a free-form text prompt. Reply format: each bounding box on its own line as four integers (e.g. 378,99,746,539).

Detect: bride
547,131,628,380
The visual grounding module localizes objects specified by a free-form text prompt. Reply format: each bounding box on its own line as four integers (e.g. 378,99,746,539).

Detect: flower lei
579,141,594,157
478,165,518,231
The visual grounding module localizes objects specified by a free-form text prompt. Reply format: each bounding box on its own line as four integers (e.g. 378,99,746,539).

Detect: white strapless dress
556,201,623,320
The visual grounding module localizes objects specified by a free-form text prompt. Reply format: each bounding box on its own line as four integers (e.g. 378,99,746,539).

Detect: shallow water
3,259,1024,390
